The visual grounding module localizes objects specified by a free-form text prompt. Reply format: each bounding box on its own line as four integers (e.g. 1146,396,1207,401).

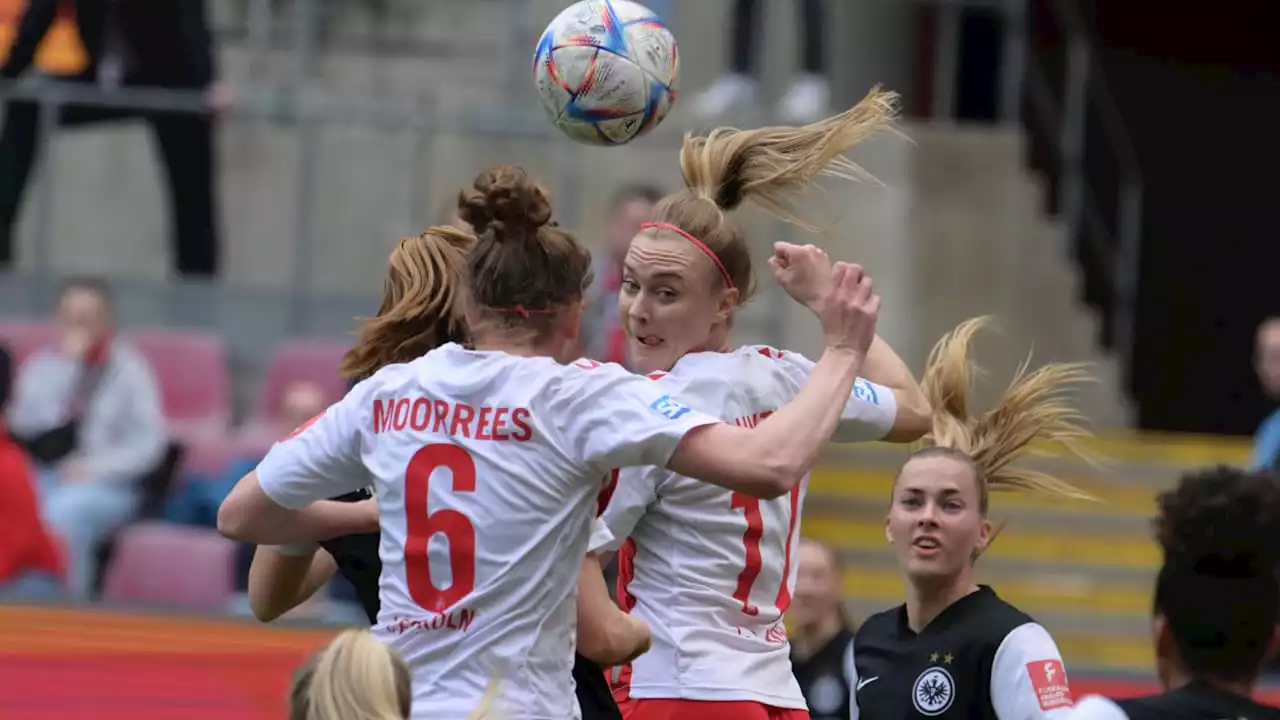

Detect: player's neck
471,334,562,360
697,325,732,354
1164,665,1254,699
905,579,980,633
792,613,845,660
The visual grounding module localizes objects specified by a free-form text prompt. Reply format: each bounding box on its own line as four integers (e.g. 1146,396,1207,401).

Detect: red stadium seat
127,328,231,436
101,522,236,611
251,338,349,422
0,319,58,366
180,433,240,478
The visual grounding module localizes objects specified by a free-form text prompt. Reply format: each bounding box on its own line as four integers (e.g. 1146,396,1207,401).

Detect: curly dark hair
1152,465,1280,682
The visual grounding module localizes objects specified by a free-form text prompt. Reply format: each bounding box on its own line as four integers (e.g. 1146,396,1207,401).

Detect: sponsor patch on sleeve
649,394,691,420
1026,659,1072,711
852,378,880,405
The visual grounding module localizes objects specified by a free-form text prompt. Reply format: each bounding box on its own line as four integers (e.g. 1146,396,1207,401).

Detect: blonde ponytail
679,85,899,224
912,317,1098,507
646,86,899,304
289,630,412,720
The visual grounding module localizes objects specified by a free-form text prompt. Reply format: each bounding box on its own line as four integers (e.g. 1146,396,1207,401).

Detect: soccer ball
533,0,679,146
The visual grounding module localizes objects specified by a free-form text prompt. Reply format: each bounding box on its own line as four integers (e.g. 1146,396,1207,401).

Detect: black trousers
0,78,220,276
731,0,827,76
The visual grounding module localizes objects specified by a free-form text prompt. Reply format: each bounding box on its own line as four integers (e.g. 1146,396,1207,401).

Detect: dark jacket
1,0,215,87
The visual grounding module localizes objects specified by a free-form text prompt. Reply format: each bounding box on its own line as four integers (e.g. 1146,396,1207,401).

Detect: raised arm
217,388,375,543
668,260,879,498
857,335,930,442
247,544,339,622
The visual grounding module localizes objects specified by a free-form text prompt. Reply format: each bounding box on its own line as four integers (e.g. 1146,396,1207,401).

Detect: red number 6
404,444,477,612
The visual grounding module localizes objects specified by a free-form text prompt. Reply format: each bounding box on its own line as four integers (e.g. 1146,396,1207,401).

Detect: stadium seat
251,338,349,422
101,522,236,611
127,328,232,437
180,433,240,478
0,319,58,366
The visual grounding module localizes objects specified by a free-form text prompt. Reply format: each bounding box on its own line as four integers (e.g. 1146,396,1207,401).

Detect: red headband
641,222,735,290
490,305,555,319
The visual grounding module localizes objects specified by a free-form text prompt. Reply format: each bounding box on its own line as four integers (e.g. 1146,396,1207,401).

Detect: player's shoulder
973,586,1038,639
852,605,902,647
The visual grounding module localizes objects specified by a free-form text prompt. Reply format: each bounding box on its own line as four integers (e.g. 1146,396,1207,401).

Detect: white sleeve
535,362,720,472
991,622,1076,719
848,635,861,720
1062,696,1129,720
256,386,369,510
770,350,898,443
589,517,616,551
590,466,662,552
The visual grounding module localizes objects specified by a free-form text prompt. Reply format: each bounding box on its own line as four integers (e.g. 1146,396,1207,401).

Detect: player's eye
656,287,678,300
621,279,640,293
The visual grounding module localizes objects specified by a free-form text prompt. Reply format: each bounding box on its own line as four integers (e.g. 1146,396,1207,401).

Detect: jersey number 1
731,486,800,617
404,443,477,612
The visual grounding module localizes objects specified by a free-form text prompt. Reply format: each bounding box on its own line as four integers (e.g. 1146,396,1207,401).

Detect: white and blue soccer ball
533,0,679,146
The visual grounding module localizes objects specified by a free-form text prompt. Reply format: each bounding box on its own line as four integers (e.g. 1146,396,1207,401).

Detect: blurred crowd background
0,0,1277,717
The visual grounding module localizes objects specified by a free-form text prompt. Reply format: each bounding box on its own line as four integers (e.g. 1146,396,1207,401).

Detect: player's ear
715,285,740,322
884,515,893,545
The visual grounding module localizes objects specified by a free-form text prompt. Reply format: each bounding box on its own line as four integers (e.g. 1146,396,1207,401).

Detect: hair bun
457,165,553,244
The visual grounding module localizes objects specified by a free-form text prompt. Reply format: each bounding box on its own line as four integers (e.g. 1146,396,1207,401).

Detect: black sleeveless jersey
319,489,621,720
852,586,1071,719
793,628,855,720
1113,682,1280,719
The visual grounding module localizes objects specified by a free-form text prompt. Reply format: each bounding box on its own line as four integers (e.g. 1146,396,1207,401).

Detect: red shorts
617,698,810,720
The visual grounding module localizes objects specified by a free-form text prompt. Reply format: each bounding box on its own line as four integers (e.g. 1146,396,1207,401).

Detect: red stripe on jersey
610,663,634,703
755,346,786,360
616,538,638,614
646,371,667,380
610,512,640,701
596,469,619,518
773,485,802,612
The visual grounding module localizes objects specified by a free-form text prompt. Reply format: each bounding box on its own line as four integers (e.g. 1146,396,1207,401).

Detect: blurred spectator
166,379,331,527
0,342,64,600
693,0,830,123
789,539,855,720
6,277,167,600
0,0,224,276
582,183,663,366
1252,315,1280,471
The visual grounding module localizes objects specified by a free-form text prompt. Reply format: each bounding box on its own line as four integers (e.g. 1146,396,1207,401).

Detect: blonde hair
340,226,474,381
906,316,1098,513
646,86,899,304
289,630,412,720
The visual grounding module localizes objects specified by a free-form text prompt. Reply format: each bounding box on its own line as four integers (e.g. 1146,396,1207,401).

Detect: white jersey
590,346,897,708
256,344,719,720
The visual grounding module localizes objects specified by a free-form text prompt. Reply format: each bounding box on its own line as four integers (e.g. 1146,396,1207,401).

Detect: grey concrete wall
0,0,1131,426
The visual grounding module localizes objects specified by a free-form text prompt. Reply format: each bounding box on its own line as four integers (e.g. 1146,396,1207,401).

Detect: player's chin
629,340,673,373
903,556,957,581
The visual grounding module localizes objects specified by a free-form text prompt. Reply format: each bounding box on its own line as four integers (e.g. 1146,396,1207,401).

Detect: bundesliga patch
649,394,691,420
1026,659,1072,711
853,378,879,405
